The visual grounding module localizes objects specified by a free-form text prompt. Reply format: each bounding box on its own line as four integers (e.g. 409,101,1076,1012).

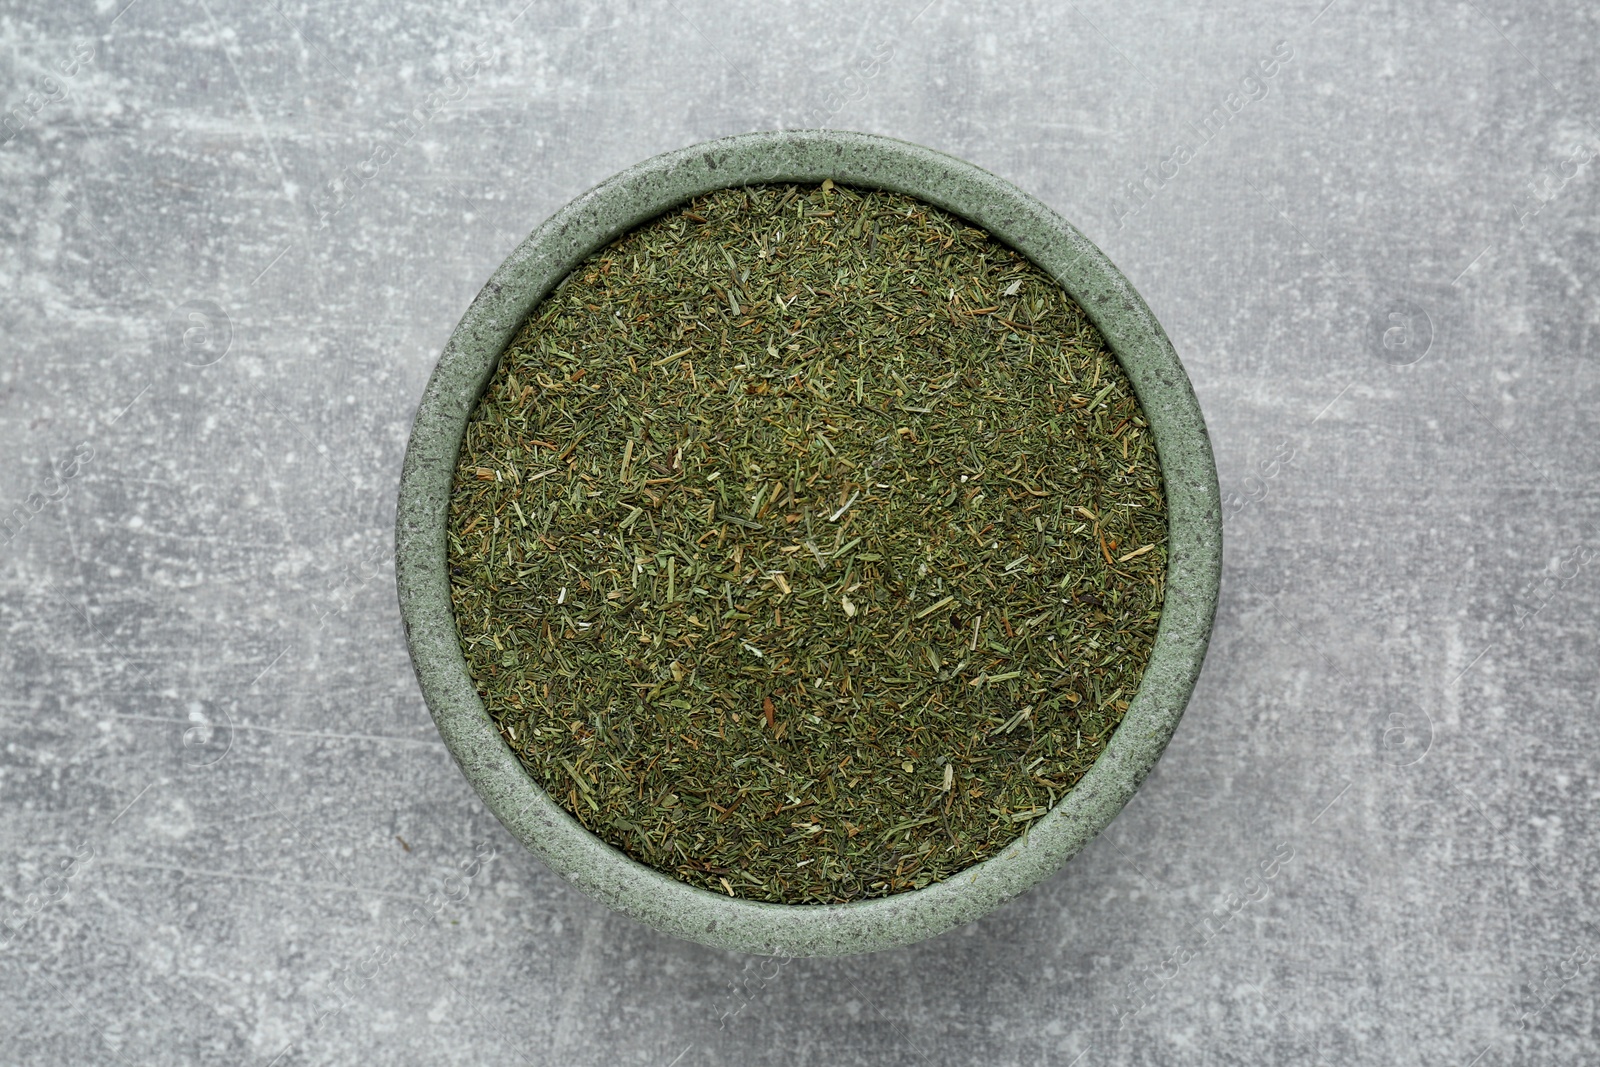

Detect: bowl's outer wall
395,130,1222,956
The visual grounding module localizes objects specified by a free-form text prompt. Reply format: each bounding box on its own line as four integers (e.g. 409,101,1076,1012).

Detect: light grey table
2,1,1596,1063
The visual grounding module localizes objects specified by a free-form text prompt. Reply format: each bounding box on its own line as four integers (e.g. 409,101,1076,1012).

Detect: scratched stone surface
2,0,1598,1063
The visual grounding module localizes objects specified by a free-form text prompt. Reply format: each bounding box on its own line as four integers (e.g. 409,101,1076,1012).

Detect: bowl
395,129,1221,956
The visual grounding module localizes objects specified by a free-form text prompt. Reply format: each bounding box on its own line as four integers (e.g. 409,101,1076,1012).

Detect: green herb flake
447,183,1167,905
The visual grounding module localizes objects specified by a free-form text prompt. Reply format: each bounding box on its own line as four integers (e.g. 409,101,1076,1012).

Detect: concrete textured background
1,0,1596,1063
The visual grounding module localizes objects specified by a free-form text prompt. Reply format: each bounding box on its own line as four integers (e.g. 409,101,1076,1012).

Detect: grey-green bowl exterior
396,130,1221,957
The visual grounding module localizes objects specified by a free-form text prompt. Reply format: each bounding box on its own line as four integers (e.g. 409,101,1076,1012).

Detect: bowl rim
395,129,1221,957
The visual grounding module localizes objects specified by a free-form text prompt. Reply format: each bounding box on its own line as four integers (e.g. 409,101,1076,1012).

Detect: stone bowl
395,129,1221,956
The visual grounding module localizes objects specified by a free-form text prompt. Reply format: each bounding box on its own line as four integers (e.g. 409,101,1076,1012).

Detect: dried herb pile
447,182,1167,904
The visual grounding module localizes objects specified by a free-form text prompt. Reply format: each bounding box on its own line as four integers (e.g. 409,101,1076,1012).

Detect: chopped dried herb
447,182,1166,904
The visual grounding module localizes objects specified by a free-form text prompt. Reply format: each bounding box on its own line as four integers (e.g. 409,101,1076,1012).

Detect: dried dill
446,182,1166,905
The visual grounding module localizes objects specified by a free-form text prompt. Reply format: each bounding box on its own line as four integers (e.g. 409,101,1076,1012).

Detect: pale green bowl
396,130,1221,957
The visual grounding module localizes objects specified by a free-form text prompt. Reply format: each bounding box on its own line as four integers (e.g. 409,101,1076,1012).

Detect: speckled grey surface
396,130,1221,957
3,0,1598,1061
